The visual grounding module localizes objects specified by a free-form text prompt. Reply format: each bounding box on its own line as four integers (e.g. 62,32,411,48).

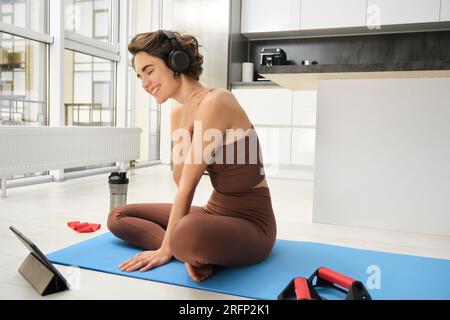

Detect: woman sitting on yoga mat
107,30,277,282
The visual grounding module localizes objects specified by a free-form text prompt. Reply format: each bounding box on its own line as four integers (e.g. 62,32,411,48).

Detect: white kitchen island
260,70,450,236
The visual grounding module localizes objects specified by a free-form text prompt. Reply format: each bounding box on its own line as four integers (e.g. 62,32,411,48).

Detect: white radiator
0,126,142,197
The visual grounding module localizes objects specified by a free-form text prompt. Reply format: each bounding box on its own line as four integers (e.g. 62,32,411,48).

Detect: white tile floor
1,165,450,300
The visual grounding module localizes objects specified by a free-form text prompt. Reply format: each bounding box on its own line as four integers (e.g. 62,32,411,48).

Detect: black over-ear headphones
161,30,190,74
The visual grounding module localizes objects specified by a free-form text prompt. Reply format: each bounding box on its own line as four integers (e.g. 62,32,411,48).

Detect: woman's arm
171,90,211,187
170,103,184,187
118,90,231,273
162,91,231,253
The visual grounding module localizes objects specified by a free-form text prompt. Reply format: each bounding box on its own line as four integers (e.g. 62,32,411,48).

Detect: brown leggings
107,195,276,268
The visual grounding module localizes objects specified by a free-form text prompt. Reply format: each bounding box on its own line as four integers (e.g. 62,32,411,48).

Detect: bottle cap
108,172,129,184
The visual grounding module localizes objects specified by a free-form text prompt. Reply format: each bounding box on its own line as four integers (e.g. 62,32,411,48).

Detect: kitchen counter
257,61,450,90
230,81,280,88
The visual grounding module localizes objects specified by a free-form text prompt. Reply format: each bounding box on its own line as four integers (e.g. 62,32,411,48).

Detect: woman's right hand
118,246,173,273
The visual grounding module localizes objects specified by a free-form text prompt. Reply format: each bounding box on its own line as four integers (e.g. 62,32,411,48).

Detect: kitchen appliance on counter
301,60,319,66
260,48,287,66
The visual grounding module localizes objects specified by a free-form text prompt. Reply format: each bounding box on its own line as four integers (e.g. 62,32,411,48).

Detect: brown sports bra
206,125,265,194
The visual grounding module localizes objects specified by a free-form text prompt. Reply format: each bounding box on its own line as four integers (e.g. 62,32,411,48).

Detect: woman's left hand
118,247,173,273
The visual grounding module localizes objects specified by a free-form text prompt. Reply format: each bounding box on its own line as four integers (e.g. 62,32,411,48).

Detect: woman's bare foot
185,262,214,282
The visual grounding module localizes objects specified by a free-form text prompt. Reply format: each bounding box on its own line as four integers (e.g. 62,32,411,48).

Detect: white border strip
0,22,53,43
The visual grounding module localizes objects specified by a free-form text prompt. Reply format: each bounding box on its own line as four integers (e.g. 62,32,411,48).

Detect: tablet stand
19,253,69,296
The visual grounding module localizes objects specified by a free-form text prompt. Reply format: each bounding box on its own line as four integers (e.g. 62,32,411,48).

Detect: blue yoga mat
47,232,450,300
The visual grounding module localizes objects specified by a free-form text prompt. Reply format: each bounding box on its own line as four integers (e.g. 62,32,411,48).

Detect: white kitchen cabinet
232,87,292,166
255,126,292,166
300,0,366,29
367,0,441,25
232,88,292,126
292,91,317,126
241,0,301,33
291,128,315,166
232,86,318,168
441,0,450,21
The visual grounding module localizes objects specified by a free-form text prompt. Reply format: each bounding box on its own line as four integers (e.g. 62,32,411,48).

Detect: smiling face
133,51,180,104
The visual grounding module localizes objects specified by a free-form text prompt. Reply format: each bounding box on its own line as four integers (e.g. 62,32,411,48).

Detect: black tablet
9,226,69,288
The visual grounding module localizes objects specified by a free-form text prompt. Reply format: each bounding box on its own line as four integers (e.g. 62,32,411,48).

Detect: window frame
64,0,120,62
0,20,52,44
0,0,50,126
0,0,162,169
0,0,50,178
63,0,119,128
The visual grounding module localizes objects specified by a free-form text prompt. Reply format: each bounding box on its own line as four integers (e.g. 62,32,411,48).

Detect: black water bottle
108,172,129,210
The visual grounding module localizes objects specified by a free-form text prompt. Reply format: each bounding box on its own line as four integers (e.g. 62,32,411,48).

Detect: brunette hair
128,30,203,80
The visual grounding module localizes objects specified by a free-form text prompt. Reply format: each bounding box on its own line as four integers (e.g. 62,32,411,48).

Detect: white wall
313,78,450,236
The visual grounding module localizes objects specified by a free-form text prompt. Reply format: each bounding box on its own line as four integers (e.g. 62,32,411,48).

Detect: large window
65,0,112,43
64,50,115,173
63,0,118,173
1,0,162,182
0,0,48,180
64,50,114,126
0,0,47,34
128,0,161,162
0,33,47,126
